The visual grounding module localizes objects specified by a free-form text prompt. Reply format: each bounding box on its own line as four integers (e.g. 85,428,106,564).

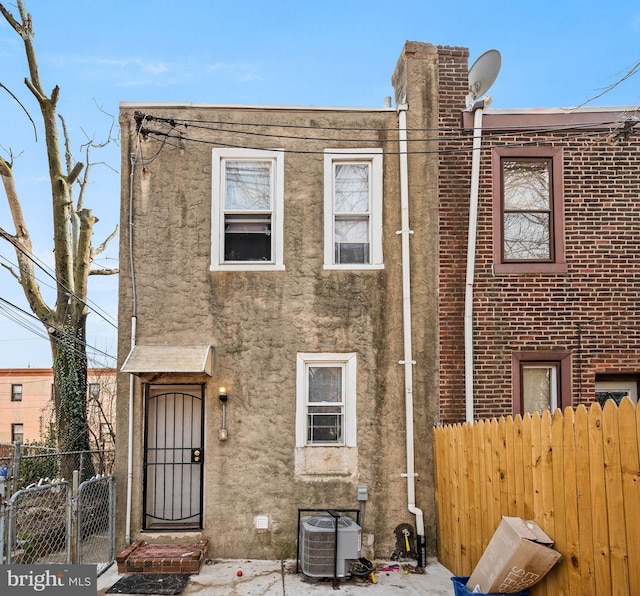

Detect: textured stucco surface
116,42,448,561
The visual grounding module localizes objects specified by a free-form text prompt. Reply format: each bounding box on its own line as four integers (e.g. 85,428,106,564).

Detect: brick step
116,539,208,574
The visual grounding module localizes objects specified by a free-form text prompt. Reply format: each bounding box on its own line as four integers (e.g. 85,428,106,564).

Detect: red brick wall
437,57,640,422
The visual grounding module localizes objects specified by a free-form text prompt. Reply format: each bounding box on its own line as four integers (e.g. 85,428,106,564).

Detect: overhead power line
0,295,116,364
0,230,117,329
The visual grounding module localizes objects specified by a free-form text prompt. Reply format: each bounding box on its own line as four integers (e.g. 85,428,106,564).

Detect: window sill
323,264,384,271
294,446,357,479
210,263,286,272
494,262,568,275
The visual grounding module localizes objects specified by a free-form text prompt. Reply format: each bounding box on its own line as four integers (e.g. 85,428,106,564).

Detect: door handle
191,448,203,463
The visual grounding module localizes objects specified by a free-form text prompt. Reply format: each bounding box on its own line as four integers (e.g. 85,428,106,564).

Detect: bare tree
0,0,117,478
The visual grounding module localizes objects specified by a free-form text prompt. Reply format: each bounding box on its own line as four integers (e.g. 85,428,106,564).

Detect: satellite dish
468,49,501,102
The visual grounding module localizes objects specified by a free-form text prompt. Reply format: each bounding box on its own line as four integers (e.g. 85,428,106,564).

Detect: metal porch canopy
121,345,214,376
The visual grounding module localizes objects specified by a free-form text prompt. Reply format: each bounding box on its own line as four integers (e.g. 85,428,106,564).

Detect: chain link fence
5,481,72,565
77,475,116,573
0,443,116,574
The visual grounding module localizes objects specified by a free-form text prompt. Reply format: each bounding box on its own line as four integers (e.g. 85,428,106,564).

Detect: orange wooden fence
433,399,640,595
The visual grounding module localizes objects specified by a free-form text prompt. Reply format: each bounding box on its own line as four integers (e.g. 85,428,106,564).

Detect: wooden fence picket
575,404,596,594
588,404,612,594
562,406,582,596
618,399,640,594
602,400,628,596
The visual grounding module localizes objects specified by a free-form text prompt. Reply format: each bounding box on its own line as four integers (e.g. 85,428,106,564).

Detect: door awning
121,345,214,376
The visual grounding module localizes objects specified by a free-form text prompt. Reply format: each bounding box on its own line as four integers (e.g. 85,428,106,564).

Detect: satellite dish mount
467,49,501,109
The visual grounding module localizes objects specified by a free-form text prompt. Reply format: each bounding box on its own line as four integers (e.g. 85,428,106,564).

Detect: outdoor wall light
218,386,229,441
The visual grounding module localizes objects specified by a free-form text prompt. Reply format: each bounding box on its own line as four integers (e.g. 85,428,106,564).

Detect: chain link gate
77,475,116,574
3,475,115,575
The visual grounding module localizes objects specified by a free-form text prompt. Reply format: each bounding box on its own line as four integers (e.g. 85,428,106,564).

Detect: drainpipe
397,101,426,567
464,100,487,423
125,152,138,545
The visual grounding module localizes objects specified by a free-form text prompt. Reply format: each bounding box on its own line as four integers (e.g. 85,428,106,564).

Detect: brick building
439,103,640,423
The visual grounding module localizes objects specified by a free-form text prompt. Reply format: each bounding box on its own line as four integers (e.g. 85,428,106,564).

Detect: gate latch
191,448,203,463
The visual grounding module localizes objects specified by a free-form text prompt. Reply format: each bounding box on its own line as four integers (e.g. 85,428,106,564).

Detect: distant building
0,368,116,448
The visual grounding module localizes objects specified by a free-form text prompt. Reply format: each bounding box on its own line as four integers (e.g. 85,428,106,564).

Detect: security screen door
143,384,204,529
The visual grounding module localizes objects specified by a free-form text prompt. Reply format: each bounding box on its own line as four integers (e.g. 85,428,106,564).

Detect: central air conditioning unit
299,514,362,578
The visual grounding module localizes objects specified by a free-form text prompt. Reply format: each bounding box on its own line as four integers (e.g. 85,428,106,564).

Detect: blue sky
0,0,639,368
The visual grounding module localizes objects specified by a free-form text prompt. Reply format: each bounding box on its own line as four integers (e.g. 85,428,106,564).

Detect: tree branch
1,261,21,282
92,225,119,257
89,268,119,276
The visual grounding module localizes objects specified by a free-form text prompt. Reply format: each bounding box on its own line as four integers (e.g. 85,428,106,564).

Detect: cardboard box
466,517,562,594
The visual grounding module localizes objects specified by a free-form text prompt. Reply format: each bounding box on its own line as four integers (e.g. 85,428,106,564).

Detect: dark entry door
143,384,204,530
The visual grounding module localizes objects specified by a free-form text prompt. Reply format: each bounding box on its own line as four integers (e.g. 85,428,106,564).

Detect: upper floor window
512,351,571,415
296,353,357,447
493,147,566,274
324,149,383,269
211,148,284,271
11,384,22,402
89,383,101,398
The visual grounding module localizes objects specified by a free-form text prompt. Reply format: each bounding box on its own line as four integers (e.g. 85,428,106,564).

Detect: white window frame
296,353,357,448
323,149,383,270
211,148,285,271
595,381,638,405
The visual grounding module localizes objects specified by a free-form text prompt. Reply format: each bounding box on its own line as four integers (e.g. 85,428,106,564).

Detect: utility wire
142,111,639,140
137,124,618,157
0,253,117,328
0,295,116,363
0,230,117,329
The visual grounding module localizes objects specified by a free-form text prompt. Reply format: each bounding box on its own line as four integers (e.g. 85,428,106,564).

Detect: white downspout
464,101,486,423
397,102,426,566
125,152,138,545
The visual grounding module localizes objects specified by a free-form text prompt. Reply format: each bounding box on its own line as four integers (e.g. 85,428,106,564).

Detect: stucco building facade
116,42,456,561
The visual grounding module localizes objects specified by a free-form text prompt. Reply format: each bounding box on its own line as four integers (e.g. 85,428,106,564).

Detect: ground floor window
296,353,357,447
11,423,23,443
595,374,639,406
512,351,571,415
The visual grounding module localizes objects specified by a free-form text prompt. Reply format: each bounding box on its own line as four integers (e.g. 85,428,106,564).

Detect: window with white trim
211,148,284,271
296,353,357,447
324,150,383,269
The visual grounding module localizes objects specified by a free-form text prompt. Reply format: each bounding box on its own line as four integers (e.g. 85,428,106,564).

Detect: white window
324,150,383,269
211,148,284,271
595,380,638,405
296,353,357,447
